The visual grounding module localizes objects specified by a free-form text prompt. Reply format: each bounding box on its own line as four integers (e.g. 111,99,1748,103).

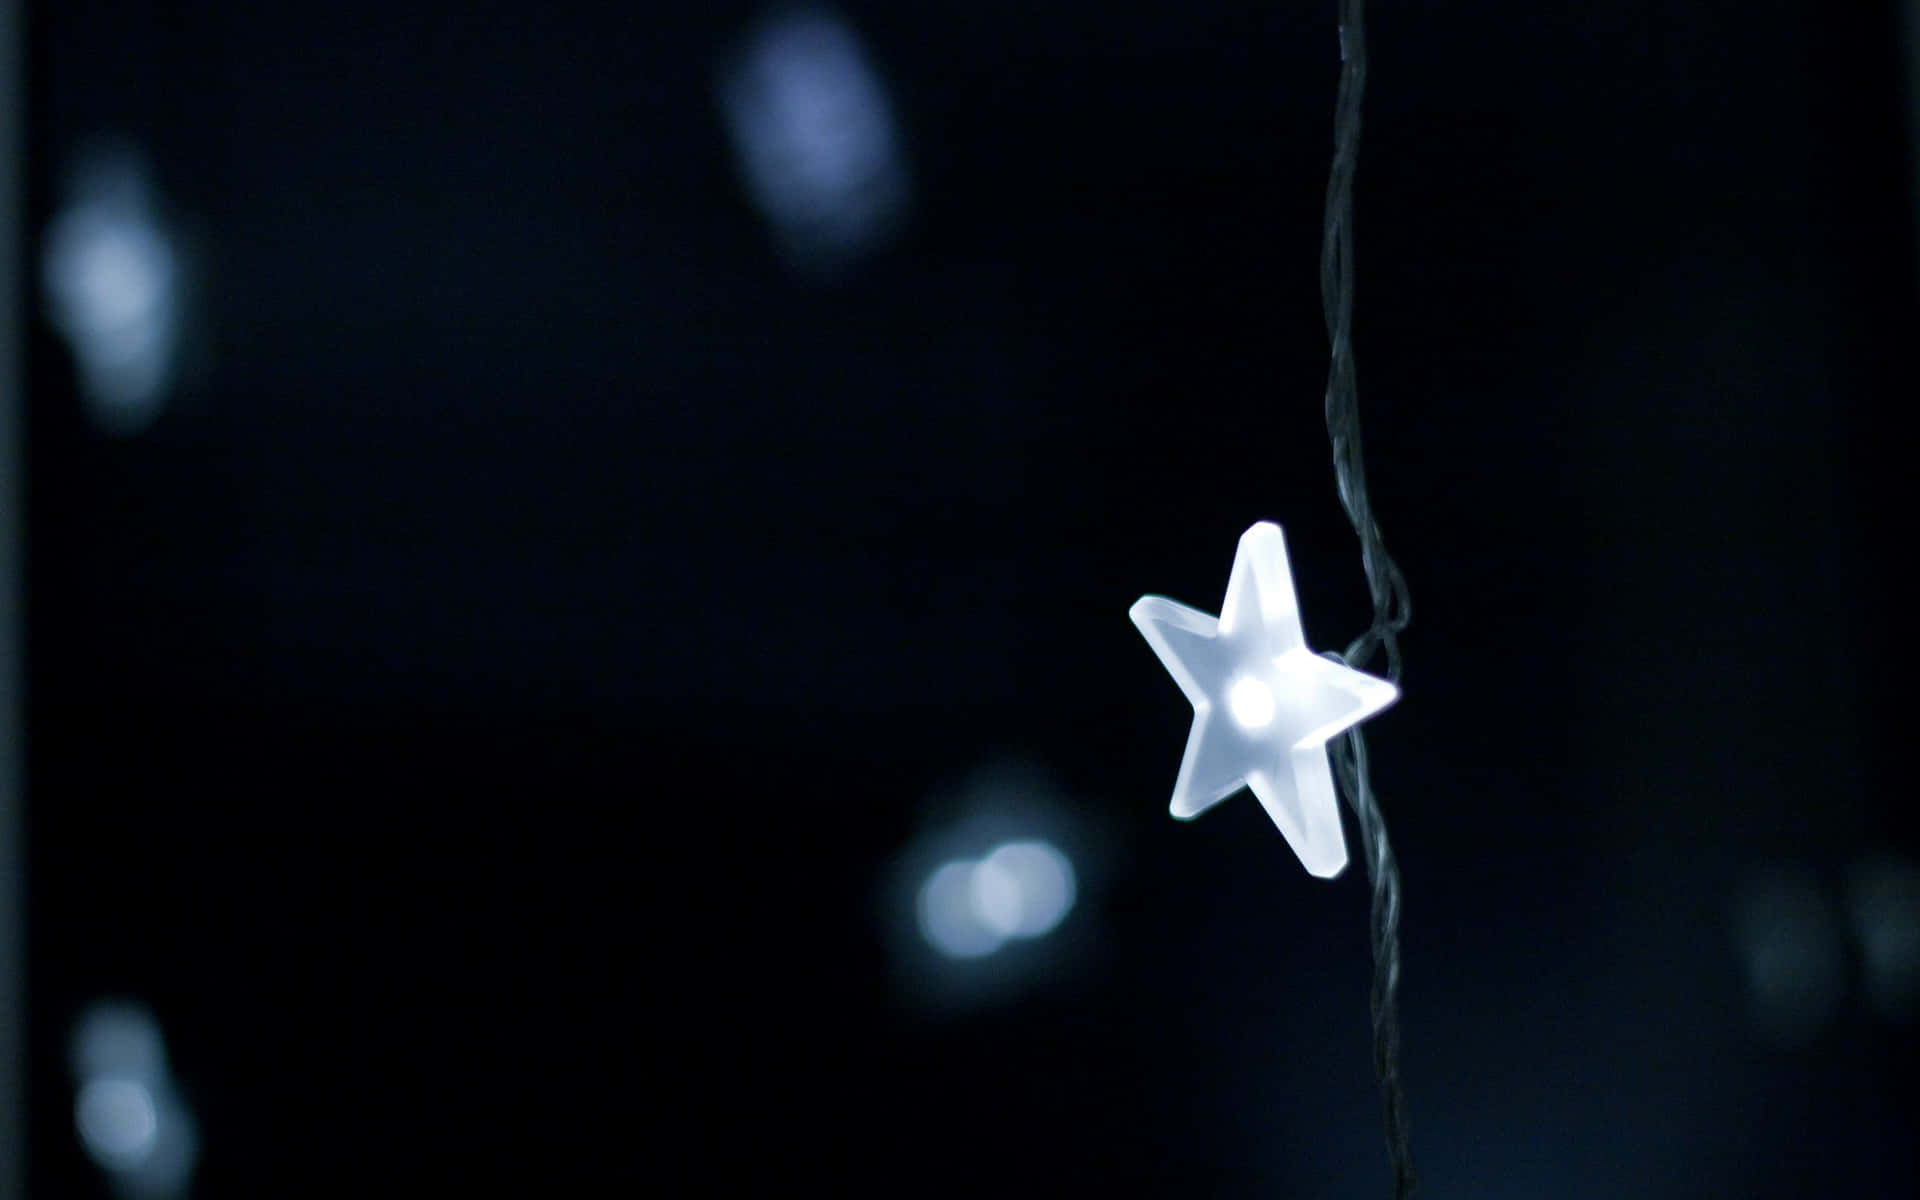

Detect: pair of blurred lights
918,838,1077,960
1735,854,1920,1046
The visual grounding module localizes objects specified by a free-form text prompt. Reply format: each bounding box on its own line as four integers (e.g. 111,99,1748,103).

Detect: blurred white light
70,1000,199,1198
76,1078,159,1170
41,144,180,434
919,837,1079,959
968,854,1023,937
1227,675,1277,730
975,840,1077,939
919,858,1005,959
719,8,909,272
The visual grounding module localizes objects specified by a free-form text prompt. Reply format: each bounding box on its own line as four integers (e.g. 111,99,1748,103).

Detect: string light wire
1317,1,1416,1195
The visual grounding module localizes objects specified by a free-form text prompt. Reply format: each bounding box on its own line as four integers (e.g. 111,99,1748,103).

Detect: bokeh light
70,1000,198,1198
40,142,182,434
76,1078,160,1170
975,839,1076,940
1847,854,1920,1022
919,858,1006,959
1734,866,1845,1047
917,838,1078,960
718,7,909,274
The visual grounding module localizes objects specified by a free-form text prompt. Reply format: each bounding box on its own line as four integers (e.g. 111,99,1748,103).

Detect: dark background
23,0,1919,1194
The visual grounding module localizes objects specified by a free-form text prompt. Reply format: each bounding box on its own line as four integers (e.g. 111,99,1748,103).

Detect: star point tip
1239,520,1286,549
1304,852,1350,880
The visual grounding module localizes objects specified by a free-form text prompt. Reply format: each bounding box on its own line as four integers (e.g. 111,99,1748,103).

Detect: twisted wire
1322,0,1412,684
1325,716,1414,1199
1318,2,1415,1196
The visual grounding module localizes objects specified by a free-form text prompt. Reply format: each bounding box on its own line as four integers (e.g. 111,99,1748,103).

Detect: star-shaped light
1129,522,1399,878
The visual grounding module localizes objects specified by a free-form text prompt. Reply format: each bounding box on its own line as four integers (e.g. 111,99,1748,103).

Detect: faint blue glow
71,1001,167,1085
41,143,180,434
919,858,1005,959
1734,866,1844,1046
1847,854,1920,1022
976,839,1076,940
718,8,909,273
76,1078,159,1169
70,1000,199,1198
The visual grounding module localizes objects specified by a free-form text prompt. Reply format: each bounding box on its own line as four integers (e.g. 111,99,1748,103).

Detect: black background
24,0,1919,1194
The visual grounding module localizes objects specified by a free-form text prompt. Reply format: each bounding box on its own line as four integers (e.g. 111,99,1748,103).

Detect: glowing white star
1130,522,1399,878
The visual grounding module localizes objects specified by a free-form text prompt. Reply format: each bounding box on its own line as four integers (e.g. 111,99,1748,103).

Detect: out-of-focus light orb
974,840,1077,939
76,1078,160,1170
1735,866,1844,1046
70,999,200,1198
718,7,909,274
49,216,168,330
41,144,181,435
1227,675,1277,730
919,839,1079,957
919,858,1005,959
968,853,1024,938
1848,854,1920,1021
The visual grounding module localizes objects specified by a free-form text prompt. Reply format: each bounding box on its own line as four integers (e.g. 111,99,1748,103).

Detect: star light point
1130,522,1399,878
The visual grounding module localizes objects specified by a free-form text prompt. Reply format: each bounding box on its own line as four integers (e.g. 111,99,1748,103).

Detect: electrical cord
1318,2,1415,1195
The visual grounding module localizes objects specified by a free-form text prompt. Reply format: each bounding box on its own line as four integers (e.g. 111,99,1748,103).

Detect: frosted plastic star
1129,522,1399,878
